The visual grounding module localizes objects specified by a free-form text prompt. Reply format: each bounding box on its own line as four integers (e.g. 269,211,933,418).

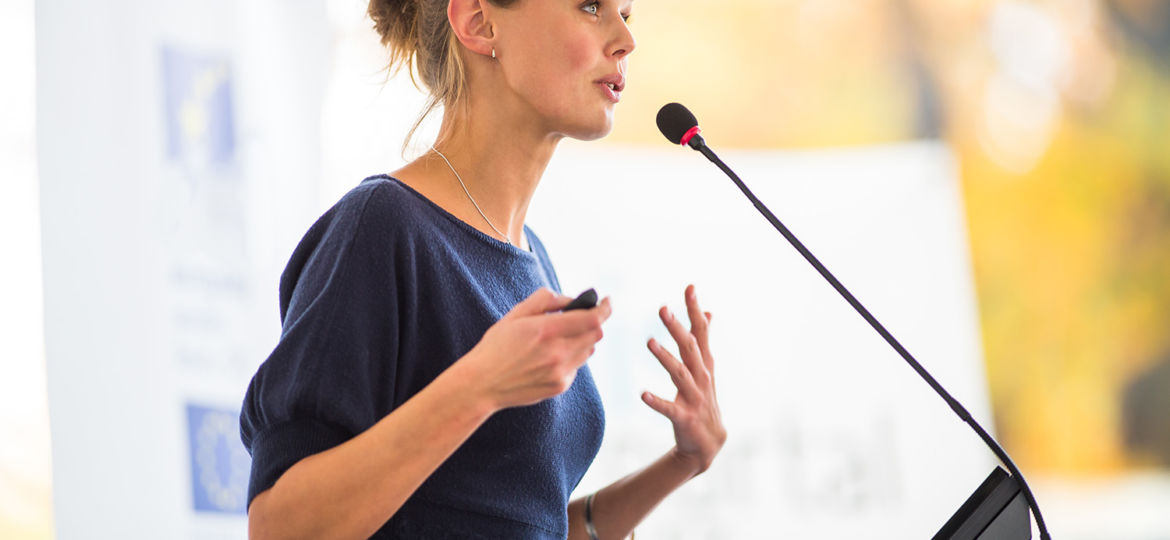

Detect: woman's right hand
464,287,612,411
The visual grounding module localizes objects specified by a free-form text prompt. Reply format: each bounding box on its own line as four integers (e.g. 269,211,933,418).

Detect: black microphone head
656,103,698,145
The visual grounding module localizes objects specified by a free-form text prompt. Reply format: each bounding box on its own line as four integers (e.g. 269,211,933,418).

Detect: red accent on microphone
680,126,701,147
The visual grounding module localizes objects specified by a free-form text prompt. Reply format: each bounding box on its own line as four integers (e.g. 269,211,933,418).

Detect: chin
564,115,615,142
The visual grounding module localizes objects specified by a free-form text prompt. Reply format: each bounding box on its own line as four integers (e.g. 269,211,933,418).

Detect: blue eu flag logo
161,45,236,167
186,403,250,514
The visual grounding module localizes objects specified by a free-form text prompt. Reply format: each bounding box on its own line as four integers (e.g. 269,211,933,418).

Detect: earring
491,47,496,59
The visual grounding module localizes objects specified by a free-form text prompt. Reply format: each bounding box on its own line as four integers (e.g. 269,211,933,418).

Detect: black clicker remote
562,288,598,311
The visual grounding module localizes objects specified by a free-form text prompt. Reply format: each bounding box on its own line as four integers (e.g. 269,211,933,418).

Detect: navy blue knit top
240,175,606,538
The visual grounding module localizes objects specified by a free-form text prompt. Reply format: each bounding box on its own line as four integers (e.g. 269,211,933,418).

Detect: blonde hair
368,0,518,153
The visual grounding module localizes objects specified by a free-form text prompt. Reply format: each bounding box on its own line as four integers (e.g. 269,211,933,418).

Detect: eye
582,1,599,16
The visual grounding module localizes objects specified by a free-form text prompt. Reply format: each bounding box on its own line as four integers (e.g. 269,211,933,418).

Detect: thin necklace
430,145,513,246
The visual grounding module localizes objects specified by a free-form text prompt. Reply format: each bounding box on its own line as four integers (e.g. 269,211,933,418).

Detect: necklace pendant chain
430,145,513,247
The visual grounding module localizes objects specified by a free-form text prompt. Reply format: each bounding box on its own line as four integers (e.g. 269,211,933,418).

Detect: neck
425,92,564,247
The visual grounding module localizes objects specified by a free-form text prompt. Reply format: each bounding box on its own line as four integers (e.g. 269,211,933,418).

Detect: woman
240,0,727,538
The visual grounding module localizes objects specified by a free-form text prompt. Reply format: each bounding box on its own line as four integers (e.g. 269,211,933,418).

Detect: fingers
506,287,570,319
641,391,680,420
545,297,611,371
659,303,710,386
561,334,600,370
683,284,715,374
648,337,701,401
684,284,707,335
544,296,612,337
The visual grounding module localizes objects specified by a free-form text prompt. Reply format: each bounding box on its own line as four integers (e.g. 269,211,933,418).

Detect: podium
935,467,1031,539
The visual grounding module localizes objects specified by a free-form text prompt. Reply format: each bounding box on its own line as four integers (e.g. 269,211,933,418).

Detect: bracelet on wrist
584,491,635,540
585,492,600,540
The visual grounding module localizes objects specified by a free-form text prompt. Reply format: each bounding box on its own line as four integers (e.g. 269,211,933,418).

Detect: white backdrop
38,1,996,537
37,0,328,537
534,140,996,538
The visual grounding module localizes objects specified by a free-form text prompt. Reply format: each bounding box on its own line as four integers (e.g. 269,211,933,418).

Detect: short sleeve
239,183,401,510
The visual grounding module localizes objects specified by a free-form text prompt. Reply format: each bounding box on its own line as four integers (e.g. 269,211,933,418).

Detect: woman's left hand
642,284,727,477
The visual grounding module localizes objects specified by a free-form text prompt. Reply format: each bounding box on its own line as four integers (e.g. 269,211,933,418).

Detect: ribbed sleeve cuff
246,419,351,511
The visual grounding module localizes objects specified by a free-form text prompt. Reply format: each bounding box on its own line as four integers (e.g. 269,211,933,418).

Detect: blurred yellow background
608,0,1170,475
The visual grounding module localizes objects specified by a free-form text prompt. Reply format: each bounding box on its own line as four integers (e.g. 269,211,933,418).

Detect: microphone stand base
935,466,1032,540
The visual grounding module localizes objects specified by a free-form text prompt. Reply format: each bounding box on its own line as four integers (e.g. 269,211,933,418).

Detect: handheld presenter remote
562,288,598,311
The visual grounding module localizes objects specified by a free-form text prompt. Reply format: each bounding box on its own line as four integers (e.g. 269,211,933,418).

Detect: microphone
657,102,1051,540
655,103,705,149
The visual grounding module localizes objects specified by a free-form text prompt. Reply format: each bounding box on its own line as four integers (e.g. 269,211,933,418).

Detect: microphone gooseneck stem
693,138,1051,540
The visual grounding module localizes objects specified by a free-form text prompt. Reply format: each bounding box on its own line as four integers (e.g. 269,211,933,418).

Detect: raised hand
642,284,727,476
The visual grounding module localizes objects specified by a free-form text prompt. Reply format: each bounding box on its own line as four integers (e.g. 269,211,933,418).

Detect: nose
609,20,636,59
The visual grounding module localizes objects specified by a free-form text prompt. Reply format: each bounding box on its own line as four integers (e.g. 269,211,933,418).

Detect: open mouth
598,83,620,103
594,73,625,104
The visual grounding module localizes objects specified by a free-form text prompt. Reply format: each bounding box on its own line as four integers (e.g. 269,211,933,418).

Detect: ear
448,0,495,59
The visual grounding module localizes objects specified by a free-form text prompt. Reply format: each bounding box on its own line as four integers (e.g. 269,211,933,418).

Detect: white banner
38,1,328,538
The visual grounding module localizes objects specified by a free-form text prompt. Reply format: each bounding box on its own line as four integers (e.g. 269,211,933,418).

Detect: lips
595,74,626,92
594,73,625,103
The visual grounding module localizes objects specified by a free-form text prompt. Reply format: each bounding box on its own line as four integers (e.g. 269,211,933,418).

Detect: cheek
558,30,595,78
524,26,596,102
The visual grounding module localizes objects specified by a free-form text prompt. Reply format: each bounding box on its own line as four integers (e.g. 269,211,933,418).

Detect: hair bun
369,0,418,53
